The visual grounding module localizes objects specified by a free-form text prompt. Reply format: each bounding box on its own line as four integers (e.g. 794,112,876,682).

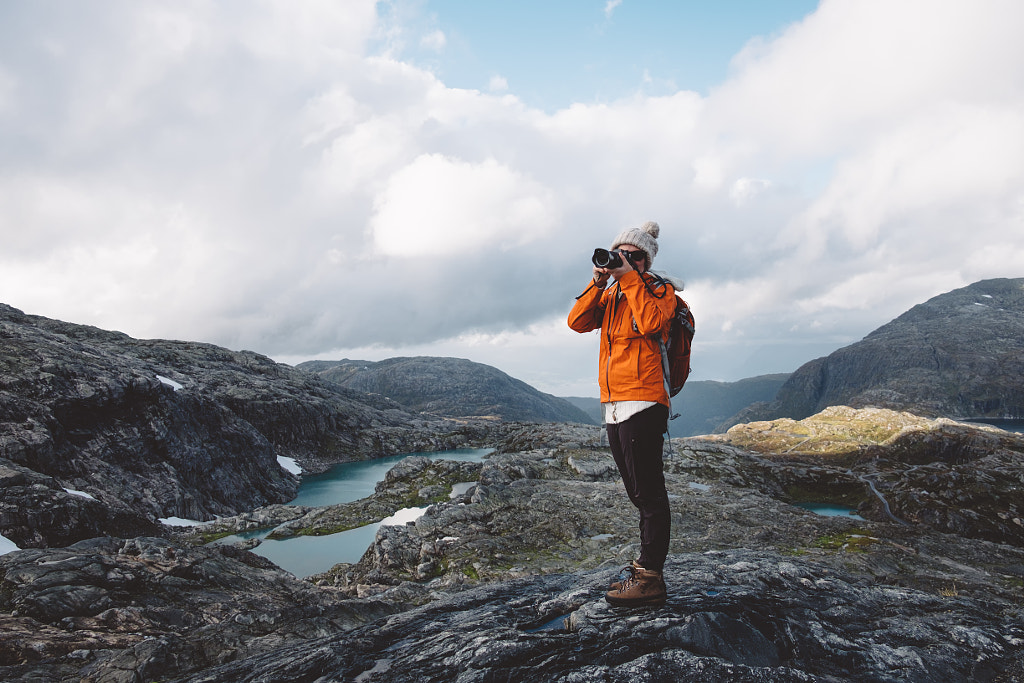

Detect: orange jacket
567,269,676,406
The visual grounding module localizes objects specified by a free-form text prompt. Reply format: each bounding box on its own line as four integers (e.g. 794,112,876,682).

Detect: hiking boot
605,564,667,607
608,560,643,592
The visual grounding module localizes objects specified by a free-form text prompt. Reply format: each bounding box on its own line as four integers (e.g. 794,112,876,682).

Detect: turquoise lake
795,502,865,520
288,448,492,507
218,448,493,578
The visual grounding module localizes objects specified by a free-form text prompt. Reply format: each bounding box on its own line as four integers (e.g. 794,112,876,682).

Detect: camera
592,248,638,270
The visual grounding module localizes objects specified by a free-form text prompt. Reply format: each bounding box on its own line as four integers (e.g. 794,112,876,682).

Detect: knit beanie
611,221,659,268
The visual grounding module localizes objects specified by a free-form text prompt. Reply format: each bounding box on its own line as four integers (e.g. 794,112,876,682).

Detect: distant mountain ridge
298,357,596,425
564,373,790,436
722,278,1024,427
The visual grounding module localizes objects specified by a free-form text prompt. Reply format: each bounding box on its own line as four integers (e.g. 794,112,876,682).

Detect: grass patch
293,521,372,537
198,530,245,544
813,529,879,552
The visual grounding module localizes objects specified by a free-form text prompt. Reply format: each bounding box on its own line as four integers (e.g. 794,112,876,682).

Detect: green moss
293,521,371,537
813,530,879,552
198,530,243,544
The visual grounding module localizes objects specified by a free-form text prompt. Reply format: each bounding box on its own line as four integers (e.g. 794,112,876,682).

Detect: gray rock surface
179,549,1024,683
3,410,1024,682
0,536,398,682
723,278,1024,427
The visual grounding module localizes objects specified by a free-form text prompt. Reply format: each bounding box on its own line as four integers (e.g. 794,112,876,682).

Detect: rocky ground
3,407,1022,682
180,548,1024,683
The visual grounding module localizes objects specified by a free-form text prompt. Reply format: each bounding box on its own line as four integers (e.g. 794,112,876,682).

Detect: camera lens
592,248,623,269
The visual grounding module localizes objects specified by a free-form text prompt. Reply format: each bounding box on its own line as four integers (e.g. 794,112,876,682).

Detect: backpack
659,295,695,397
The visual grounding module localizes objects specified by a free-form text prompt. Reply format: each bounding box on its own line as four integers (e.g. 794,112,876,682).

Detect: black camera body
592,248,638,270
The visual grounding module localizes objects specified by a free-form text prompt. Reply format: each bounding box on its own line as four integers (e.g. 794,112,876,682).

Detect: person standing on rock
567,220,678,607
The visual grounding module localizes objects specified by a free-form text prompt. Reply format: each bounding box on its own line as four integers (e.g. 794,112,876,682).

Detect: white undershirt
602,400,657,425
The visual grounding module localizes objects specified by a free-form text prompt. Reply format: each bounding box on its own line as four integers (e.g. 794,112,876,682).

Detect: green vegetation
813,530,879,552
294,521,372,537
198,529,246,544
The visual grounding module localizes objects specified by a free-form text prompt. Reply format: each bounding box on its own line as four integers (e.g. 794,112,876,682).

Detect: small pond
794,503,865,520
215,448,493,577
289,448,492,507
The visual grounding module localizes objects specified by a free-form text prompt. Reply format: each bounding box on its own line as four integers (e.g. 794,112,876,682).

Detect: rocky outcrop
299,357,597,424
0,536,398,682
0,304,496,547
3,408,1024,681
708,406,1024,547
180,548,1024,683
0,459,162,549
722,278,1024,428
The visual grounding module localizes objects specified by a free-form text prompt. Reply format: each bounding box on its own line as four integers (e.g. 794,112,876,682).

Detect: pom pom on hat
611,221,660,266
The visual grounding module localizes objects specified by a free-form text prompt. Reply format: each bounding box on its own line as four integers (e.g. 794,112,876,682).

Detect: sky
1,0,1023,398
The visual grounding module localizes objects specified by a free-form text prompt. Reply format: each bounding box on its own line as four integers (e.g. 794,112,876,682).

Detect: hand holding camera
592,248,643,284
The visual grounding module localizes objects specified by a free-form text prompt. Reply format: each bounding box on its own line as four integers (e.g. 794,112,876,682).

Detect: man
567,220,676,607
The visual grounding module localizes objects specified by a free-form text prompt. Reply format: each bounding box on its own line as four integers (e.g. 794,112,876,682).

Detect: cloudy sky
2,0,1023,397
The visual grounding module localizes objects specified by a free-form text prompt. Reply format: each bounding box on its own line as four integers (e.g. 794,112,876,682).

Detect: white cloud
488,75,508,92
420,30,446,52
370,154,558,257
730,178,771,206
1,0,1023,394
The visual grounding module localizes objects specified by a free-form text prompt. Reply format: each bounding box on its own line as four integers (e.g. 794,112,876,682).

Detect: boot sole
605,594,666,607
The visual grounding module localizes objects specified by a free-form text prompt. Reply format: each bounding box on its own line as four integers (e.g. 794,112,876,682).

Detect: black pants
606,403,670,573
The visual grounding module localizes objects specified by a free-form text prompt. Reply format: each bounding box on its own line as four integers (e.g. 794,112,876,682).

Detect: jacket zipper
603,285,618,397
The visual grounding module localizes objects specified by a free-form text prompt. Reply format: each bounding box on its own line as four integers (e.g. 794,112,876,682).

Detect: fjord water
288,448,493,507
229,448,493,577
968,419,1024,434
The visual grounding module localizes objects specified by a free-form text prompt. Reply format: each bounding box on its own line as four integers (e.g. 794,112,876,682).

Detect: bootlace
616,565,639,593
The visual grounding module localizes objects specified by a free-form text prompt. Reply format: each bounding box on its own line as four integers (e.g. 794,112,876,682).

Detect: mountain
672,374,791,435
721,278,1024,428
0,304,494,548
297,357,597,425
563,374,791,436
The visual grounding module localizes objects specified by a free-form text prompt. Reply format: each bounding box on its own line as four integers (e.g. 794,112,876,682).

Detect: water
218,448,493,577
966,419,1024,434
244,523,383,577
795,503,865,520
288,448,492,507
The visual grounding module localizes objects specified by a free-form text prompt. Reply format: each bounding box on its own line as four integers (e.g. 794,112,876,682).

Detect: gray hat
611,221,659,267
